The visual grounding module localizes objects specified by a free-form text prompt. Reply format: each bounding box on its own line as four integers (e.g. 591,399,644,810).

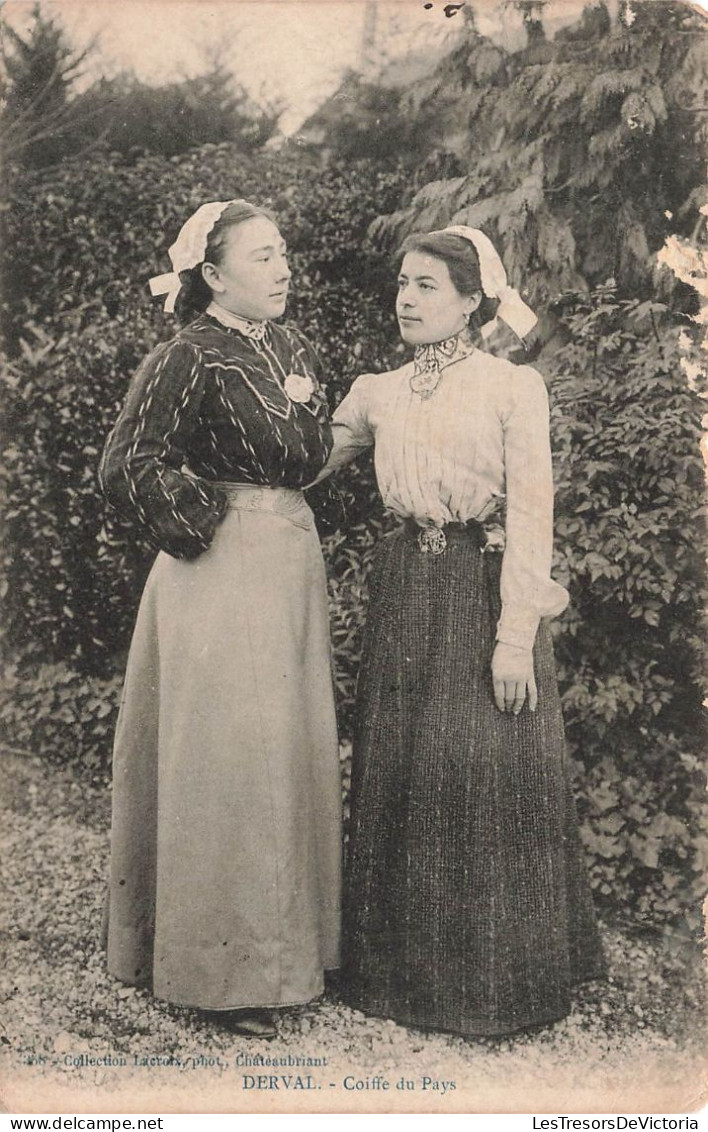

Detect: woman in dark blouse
99,199,341,1038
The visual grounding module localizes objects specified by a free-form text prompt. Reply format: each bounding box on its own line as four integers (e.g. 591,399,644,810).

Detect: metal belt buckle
418,526,447,555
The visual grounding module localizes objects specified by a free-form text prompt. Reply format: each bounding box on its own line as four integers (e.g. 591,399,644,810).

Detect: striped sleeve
98,338,228,560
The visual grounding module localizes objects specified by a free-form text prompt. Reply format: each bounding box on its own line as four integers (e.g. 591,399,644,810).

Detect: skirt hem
344,968,608,1039
109,971,329,1013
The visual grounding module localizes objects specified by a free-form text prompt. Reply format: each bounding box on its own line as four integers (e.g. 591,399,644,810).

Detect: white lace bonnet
148,200,240,313
434,225,537,340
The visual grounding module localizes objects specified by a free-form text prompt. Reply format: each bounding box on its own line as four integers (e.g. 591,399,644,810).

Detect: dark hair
173,199,278,325
397,231,499,330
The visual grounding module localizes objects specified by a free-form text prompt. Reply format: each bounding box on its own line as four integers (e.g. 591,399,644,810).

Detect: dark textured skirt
342,523,605,1037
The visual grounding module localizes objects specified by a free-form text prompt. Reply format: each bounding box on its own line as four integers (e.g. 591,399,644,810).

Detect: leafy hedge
367,1,706,306
541,285,706,926
1,144,408,669
1,139,705,929
0,662,123,780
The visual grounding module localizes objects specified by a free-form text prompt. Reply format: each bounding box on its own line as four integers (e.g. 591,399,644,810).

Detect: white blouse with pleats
328,347,569,651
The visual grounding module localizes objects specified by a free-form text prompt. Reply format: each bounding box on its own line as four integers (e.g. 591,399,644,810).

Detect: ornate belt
417,526,449,555
404,518,503,556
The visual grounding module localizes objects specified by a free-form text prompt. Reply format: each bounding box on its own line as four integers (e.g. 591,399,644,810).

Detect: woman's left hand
491,642,537,715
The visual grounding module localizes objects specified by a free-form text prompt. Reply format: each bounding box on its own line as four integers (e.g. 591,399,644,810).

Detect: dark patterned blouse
99,311,333,560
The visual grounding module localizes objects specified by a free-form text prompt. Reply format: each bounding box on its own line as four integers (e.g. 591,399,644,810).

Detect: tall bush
0,5,280,169
0,2,92,168
542,284,706,925
366,0,706,304
0,144,408,676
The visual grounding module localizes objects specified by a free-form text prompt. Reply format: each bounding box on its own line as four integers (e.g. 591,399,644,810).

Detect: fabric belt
212,482,312,526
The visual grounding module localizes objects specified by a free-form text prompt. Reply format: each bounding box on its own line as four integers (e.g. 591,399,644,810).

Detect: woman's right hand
491,642,537,715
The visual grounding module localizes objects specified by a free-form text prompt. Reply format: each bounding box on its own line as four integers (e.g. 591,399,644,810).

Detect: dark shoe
219,1009,277,1038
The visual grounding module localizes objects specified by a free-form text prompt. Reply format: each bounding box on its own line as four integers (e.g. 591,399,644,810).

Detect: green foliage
302,72,422,167
1,329,155,669
0,2,94,167
543,284,706,927
0,5,280,170
65,68,281,161
0,661,122,781
320,486,394,739
367,1,706,302
575,738,707,927
0,143,408,675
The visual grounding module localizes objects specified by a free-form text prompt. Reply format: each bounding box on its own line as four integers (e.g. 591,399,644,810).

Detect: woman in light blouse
324,226,605,1036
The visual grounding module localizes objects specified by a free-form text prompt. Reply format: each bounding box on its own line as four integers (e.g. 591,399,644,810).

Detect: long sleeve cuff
495,607,542,651
496,577,569,650
144,479,230,559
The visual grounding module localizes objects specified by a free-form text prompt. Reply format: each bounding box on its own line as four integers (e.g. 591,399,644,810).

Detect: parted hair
174,200,277,325
398,231,499,330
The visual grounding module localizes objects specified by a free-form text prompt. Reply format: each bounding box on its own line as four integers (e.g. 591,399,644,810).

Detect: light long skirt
106,492,341,1009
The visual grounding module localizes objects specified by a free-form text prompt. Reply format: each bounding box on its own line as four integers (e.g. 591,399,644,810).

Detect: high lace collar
206,302,268,341
412,328,475,376
410,329,476,399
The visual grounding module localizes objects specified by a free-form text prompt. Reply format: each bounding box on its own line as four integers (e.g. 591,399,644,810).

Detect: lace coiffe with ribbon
437,224,538,342
408,226,538,403
149,200,240,314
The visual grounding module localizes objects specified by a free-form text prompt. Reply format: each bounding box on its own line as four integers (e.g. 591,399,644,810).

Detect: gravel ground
0,749,705,1115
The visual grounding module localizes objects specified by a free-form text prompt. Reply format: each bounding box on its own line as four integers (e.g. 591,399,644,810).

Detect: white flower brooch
284,373,315,403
